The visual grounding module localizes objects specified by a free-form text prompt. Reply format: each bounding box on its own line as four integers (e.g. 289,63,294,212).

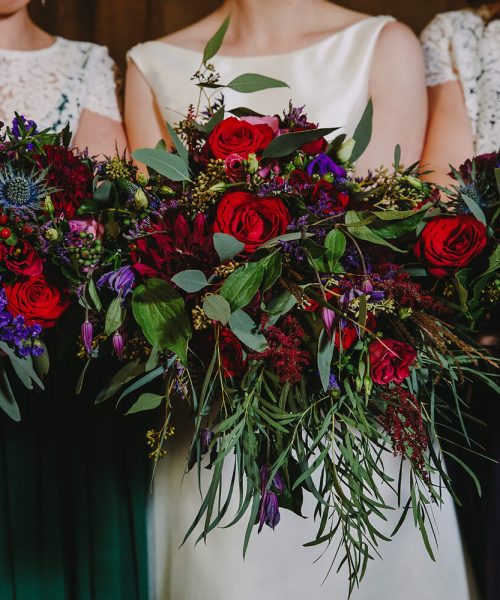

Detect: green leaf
93,180,113,202
324,229,346,271
166,122,189,165
213,233,245,262
0,342,44,391
203,108,225,133
259,231,313,249
126,392,164,415
0,366,20,422
33,340,50,377
461,193,487,225
220,261,264,311
350,100,373,162
131,148,190,181
318,330,335,391
95,359,145,404
203,16,230,65
118,365,164,404
104,296,126,336
261,252,282,292
203,295,231,325
344,211,405,252
87,278,102,311
229,310,268,352
495,168,500,196
454,270,469,312
226,73,289,94
171,270,209,293
262,128,336,159
266,290,297,316
229,107,265,118
132,278,192,364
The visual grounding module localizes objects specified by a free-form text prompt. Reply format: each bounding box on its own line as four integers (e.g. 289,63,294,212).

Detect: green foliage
350,100,373,162
203,16,230,65
131,148,190,181
226,74,289,94
262,128,337,159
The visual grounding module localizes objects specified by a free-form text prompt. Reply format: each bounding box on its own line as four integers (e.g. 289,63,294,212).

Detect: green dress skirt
0,329,150,600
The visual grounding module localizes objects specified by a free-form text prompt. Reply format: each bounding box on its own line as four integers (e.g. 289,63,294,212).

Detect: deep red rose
4,275,70,328
219,328,246,378
37,146,93,219
312,180,349,213
369,339,417,385
131,213,216,280
288,169,313,191
224,153,247,182
214,191,290,253
333,314,376,350
293,124,327,154
0,240,43,277
206,117,274,160
414,215,487,278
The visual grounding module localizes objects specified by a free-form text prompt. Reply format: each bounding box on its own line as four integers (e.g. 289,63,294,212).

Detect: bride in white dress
125,1,470,598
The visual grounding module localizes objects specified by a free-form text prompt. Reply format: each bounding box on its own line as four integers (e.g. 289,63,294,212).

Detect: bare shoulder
156,13,223,51
375,21,423,57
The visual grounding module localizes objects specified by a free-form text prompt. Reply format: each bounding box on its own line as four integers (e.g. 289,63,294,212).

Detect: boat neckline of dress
148,15,388,61
0,36,61,57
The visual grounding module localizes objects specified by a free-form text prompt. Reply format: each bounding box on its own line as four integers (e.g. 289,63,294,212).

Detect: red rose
37,146,93,219
414,215,487,278
4,275,70,328
206,117,274,160
333,314,376,350
214,191,290,253
220,328,246,378
312,181,349,213
0,240,43,277
288,169,313,191
293,124,327,154
369,339,417,385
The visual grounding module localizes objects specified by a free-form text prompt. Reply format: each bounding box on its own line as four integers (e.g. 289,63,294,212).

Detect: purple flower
258,465,284,533
81,320,93,354
97,265,136,297
112,329,125,360
307,154,346,178
321,307,336,338
328,373,340,391
11,115,38,138
0,289,43,357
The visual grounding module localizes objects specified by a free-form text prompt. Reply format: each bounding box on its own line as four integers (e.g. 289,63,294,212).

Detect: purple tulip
81,320,93,354
306,153,346,178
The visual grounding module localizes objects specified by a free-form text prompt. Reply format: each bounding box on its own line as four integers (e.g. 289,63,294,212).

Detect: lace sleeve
421,14,457,87
84,46,122,122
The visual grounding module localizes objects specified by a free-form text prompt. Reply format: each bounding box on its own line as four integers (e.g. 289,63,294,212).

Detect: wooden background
30,0,469,69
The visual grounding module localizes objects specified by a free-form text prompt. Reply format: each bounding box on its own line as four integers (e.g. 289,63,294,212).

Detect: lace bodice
0,37,121,136
421,10,500,154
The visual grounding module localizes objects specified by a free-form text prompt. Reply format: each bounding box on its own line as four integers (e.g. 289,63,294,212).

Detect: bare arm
421,81,474,187
356,22,428,175
73,110,127,158
125,60,170,153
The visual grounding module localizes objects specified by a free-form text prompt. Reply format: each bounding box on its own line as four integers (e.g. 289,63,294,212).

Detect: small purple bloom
328,373,340,391
11,115,38,138
112,329,125,360
97,265,136,297
81,320,93,354
307,154,346,178
258,465,284,533
321,307,336,338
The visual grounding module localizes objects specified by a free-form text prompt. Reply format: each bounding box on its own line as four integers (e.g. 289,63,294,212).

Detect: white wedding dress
129,16,470,600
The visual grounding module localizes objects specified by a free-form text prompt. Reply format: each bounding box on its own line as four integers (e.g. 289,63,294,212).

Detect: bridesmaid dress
422,10,500,599
0,38,149,599
128,16,471,600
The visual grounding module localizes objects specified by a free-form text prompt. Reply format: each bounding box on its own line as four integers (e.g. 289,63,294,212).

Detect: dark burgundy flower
0,240,43,277
219,328,246,378
369,339,417,385
37,146,93,219
311,180,349,213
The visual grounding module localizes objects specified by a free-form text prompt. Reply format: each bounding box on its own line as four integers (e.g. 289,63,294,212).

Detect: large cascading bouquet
0,21,498,593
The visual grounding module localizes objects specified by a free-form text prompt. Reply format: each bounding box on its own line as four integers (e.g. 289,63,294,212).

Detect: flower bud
361,279,373,294
208,182,229,193
246,153,259,174
44,196,55,216
81,320,93,354
337,138,355,163
134,189,149,210
321,307,336,338
112,329,125,360
137,173,149,186
45,228,59,241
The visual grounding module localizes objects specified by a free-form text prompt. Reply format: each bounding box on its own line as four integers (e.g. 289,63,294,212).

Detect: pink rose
69,217,105,241
224,154,247,182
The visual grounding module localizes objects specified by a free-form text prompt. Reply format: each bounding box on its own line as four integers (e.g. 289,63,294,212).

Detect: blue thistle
0,164,49,211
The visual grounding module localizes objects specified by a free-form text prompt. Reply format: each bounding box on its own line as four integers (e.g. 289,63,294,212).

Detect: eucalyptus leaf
132,148,190,181
118,365,164,404
220,261,264,311
229,107,265,118
166,122,189,165
261,252,282,292
213,233,245,262
260,231,313,248
324,229,346,270
394,144,401,171
262,128,336,159
318,330,335,392
33,340,50,377
104,296,125,336
132,278,192,364
87,278,102,311
95,359,145,404
229,310,268,352
126,392,164,415
171,270,209,293
350,100,373,163
0,366,20,422
461,193,487,225
266,290,297,317
203,108,225,133
203,16,230,64
226,73,289,94
93,180,113,202
345,211,405,252
203,295,231,325
495,168,500,196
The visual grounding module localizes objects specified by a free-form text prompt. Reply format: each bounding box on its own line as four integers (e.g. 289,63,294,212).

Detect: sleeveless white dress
128,16,470,600
421,10,500,155
0,37,121,134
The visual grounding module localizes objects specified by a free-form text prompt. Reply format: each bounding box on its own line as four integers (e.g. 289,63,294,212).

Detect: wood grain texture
30,0,469,69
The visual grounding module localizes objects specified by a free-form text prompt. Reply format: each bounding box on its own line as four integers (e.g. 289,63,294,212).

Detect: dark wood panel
30,0,469,69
